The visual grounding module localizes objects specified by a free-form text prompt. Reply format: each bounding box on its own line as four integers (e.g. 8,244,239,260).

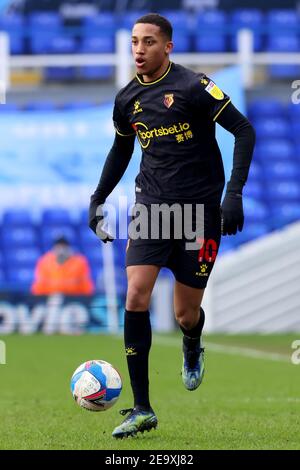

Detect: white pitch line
153,336,291,363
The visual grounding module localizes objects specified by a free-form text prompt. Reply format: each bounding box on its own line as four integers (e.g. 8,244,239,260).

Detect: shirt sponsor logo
132,121,192,149
164,93,174,108
205,81,224,100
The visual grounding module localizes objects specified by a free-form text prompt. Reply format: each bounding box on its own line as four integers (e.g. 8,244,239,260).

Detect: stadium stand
0,4,299,290
1,7,299,59
0,92,299,290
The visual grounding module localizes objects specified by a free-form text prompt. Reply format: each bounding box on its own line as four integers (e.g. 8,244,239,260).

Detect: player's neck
142,60,171,83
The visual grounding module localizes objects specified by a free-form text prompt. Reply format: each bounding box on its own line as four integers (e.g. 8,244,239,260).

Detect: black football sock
180,307,205,339
180,308,205,369
124,309,152,410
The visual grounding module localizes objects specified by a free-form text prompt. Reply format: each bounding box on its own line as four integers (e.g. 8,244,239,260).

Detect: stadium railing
1,27,300,94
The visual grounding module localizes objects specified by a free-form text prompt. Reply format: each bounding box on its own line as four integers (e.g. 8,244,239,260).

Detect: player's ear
165,41,173,54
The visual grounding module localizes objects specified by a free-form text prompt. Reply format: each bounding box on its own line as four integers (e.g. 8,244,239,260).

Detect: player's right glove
220,191,244,236
89,199,114,243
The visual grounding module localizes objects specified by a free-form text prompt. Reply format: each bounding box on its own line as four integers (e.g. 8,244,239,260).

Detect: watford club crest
164,93,174,109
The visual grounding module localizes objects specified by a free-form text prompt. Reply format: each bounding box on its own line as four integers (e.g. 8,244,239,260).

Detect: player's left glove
89,200,114,243
220,192,244,236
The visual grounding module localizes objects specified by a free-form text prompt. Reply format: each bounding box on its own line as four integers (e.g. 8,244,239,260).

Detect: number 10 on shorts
197,238,218,262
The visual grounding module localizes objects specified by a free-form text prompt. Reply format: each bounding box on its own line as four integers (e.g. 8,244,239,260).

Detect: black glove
220,192,244,236
89,199,114,243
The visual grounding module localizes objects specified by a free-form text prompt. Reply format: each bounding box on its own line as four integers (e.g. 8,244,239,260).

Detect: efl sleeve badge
204,81,224,100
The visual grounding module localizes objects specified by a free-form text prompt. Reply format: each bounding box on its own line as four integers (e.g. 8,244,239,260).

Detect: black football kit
90,62,255,288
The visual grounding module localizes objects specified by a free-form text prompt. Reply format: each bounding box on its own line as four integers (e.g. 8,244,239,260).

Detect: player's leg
125,264,160,409
174,282,206,390
112,265,159,438
169,205,221,390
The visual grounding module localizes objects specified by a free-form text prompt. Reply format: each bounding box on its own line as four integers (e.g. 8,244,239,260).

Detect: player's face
131,23,173,81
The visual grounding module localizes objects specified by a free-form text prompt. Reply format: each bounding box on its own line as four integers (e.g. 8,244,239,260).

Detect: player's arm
216,102,256,235
89,132,135,240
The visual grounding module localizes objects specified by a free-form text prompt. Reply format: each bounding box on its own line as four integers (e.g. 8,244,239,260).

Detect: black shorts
126,203,221,289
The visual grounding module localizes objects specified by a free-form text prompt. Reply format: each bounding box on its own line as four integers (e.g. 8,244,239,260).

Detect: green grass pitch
0,333,299,450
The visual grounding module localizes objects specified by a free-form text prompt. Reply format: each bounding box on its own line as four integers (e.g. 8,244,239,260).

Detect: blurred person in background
31,236,94,296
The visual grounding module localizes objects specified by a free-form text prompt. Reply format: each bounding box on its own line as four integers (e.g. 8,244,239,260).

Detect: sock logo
125,347,137,356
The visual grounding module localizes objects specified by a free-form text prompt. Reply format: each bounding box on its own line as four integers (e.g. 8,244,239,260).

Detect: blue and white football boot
181,336,205,391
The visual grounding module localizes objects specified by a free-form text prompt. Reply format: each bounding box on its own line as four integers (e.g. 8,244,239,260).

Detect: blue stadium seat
78,209,88,226
113,239,127,266
4,248,40,268
79,65,114,80
79,36,114,80
288,102,300,120
243,181,264,199
6,268,34,286
29,12,62,54
246,161,263,181
254,140,294,162
290,118,300,140
196,10,227,28
83,13,116,34
240,223,269,242
90,265,104,284
195,11,227,52
0,14,24,54
266,8,299,79
172,32,191,53
78,227,101,251
44,67,76,81
195,34,226,52
218,237,236,255
230,9,264,52
266,35,300,78
248,99,286,118
262,161,299,180
114,266,127,295
1,228,37,248
82,246,103,267
47,36,77,54
267,9,298,30
159,10,190,31
2,209,34,226
0,103,20,112
62,101,95,109
270,203,300,228
266,181,300,202
40,225,77,251
28,11,61,27
119,11,147,29
253,118,289,139
42,209,72,225
266,34,300,52
80,35,115,53
25,101,56,111
243,198,269,223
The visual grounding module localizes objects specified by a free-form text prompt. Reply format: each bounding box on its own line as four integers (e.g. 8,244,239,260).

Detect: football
70,360,122,411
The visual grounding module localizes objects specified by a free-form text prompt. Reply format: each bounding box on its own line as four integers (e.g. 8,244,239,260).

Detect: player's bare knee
175,307,199,330
126,285,150,311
